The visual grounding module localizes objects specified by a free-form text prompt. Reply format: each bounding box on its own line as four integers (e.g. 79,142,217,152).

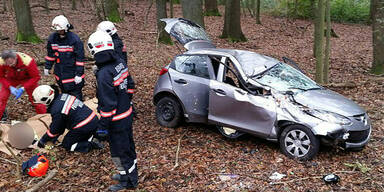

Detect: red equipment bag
22,153,49,177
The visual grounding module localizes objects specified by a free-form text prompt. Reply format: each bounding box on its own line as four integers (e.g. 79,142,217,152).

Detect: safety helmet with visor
87,31,114,56
32,85,55,105
96,21,117,36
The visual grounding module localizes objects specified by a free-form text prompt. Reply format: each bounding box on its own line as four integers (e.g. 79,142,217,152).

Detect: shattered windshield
170,20,210,45
254,62,320,92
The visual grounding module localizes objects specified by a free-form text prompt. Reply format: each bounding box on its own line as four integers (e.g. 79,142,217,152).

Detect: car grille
346,129,370,143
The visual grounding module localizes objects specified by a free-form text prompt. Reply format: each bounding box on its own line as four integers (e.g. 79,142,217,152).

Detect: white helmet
97,21,117,36
51,15,70,31
32,85,55,105
87,31,114,56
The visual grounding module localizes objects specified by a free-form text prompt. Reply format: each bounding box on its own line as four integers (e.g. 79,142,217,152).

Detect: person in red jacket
0,50,46,120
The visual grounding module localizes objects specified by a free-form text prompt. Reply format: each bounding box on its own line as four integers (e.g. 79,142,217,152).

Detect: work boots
108,174,137,191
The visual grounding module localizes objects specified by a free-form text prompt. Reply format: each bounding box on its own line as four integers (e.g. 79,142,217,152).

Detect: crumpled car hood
293,89,366,116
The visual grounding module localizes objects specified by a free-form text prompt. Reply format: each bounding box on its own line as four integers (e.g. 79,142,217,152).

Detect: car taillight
159,68,168,76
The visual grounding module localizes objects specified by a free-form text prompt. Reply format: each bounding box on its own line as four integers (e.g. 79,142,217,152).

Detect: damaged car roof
186,48,279,76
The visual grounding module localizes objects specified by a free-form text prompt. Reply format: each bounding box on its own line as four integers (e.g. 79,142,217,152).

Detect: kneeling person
33,85,102,152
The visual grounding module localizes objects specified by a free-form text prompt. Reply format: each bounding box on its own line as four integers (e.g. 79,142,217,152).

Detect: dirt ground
0,1,383,191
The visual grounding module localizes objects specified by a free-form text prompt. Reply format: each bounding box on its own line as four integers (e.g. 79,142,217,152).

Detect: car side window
173,55,210,79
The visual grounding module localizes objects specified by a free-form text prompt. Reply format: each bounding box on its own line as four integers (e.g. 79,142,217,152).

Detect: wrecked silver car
153,18,371,160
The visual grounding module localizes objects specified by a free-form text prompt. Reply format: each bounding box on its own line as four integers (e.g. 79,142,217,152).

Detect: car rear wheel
156,96,182,128
279,125,319,160
217,126,244,139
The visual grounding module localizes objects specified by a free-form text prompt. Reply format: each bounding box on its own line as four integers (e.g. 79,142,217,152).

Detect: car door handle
235,89,246,95
213,89,226,95
174,79,187,84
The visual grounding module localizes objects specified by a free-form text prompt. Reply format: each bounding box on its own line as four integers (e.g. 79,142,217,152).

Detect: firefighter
87,31,138,191
96,21,136,109
0,50,46,120
44,15,85,101
33,85,103,153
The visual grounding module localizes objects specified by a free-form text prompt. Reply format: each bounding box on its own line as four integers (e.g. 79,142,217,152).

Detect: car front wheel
156,96,182,128
279,125,319,160
217,126,244,139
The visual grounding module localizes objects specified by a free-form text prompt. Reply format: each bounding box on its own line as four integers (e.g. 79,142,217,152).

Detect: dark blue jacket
40,93,97,143
95,51,133,129
45,32,85,90
111,33,127,64
111,34,135,94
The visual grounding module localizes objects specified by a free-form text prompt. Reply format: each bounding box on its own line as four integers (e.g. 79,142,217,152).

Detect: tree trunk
94,0,105,21
44,0,49,14
371,0,384,75
13,0,41,43
58,0,64,14
255,0,261,24
314,0,325,83
72,0,77,10
323,0,331,83
204,0,220,16
156,0,172,45
104,0,122,22
221,0,247,42
170,0,174,18
181,0,205,28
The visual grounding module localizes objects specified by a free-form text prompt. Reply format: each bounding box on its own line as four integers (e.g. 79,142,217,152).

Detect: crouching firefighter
32,85,103,152
88,31,138,191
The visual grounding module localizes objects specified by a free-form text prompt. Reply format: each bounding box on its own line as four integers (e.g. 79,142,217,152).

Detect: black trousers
109,113,138,187
61,117,98,152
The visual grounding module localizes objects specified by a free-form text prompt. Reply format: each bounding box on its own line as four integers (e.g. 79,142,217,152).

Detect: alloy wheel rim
161,101,175,121
284,130,311,157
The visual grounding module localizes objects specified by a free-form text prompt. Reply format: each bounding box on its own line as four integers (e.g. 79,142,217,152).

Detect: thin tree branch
25,169,58,192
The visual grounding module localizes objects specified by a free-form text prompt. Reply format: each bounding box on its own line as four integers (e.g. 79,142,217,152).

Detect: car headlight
304,109,352,125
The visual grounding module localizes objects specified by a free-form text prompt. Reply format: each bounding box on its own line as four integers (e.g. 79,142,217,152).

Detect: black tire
155,96,183,128
279,125,319,161
217,125,244,139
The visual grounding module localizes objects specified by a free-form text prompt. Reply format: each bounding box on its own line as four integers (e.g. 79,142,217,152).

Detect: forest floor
0,1,383,191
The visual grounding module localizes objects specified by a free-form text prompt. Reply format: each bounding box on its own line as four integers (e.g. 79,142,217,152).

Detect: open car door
161,18,215,50
208,59,277,137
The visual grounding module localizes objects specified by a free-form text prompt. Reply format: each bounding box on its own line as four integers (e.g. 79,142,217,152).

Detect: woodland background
0,0,383,191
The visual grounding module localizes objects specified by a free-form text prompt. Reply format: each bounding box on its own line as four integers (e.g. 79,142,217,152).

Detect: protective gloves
74,76,82,84
9,86,18,97
44,69,50,76
15,87,24,99
37,139,45,148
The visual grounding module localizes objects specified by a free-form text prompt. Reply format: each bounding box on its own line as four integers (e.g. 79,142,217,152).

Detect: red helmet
22,153,49,177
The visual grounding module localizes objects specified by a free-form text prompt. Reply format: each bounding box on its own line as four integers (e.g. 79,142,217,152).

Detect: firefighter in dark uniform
88,31,138,191
44,15,85,101
33,85,102,152
96,21,135,98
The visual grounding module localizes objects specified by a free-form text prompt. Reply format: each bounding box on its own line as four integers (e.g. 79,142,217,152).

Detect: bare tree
13,0,41,43
323,0,331,83
72,0,77,10
254,0,261,24
156,0,172,45
204,0,220,16
314,0,325,83
181,0,205,28
221,0,246,42
371,0,384,75
104,0,122,22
